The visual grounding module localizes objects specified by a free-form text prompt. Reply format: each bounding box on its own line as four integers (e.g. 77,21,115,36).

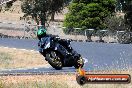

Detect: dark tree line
0,0,70,28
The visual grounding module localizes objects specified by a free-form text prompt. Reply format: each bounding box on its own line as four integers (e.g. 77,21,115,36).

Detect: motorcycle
38,36,84,70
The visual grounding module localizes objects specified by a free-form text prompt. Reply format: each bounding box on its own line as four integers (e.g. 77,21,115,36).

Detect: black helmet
37,26,47,40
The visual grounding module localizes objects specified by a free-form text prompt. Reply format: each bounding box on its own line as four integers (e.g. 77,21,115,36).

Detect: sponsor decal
76,67,131,85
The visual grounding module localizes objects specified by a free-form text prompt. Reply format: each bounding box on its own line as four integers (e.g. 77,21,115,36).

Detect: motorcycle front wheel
46,51,63,70
74,56,84,69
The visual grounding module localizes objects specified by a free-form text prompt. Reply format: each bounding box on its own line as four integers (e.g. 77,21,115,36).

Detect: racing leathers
38,34,74,56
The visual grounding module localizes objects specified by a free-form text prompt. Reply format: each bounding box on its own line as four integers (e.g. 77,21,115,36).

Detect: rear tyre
46,51,63,70
74,56,84,69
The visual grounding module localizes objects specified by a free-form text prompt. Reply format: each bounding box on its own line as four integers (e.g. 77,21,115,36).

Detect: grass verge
0,71,131,88
0,47,48,69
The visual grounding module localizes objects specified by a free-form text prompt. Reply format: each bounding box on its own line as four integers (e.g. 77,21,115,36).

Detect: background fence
0,20,132,44
0,20,37,39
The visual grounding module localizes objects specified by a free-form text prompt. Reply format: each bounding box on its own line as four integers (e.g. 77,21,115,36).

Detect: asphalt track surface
0,38,132,75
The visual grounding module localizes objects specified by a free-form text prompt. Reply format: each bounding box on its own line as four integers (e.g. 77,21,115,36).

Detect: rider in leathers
37,26,75,56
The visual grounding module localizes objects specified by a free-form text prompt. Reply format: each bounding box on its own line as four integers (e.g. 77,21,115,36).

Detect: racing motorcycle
38,37,84,70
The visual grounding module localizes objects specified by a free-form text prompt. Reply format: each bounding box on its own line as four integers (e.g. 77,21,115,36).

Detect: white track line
0,64,51,71
0,46,39,53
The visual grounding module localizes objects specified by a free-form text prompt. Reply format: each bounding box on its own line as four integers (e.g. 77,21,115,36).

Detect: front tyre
74,56,84,69
46,51,63,70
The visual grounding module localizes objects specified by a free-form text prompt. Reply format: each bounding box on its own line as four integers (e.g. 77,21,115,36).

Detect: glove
38,41,41,46
38,41,45,48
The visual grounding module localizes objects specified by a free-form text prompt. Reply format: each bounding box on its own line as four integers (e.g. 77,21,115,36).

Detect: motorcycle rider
37,25,75,55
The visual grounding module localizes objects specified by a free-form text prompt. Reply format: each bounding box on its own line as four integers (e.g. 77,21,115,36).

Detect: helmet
37,26,47,40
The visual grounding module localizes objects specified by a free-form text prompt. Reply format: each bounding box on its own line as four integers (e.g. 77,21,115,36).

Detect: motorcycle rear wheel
46,51,63,70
